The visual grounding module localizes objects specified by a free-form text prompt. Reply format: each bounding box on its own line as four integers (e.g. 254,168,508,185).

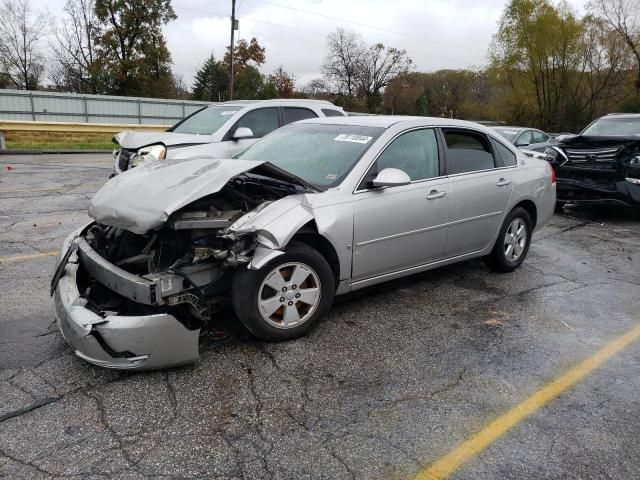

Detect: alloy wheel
257,262,321,329
503,217,528,262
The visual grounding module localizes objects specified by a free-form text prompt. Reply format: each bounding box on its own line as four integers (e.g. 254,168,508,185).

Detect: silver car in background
53,116,555,370
113,99,345,174
492,126,555,152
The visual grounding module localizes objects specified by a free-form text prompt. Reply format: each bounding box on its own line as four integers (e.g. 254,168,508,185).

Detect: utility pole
229,0,237,101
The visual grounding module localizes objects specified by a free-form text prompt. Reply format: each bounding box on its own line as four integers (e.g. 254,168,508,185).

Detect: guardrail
0,120,169,134
0,88,210,124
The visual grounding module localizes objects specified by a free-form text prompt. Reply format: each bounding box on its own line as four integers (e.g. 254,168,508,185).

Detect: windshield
581,117,640,136
237,123,384,189
492,128,520,142
171,106,240,135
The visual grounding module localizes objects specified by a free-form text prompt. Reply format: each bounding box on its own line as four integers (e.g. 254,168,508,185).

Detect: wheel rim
503,217,528,263
257,262,321,329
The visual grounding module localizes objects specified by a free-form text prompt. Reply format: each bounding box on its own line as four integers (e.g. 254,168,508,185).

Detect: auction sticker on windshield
334,134,373,144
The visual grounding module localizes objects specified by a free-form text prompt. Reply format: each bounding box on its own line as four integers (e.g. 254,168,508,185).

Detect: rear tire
555,200,566,213
484,207,533,273
232,242,335,341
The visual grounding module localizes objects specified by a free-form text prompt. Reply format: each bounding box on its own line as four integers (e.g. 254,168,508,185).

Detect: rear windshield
237,123,384,189
581,117,640,136
170,106,239,135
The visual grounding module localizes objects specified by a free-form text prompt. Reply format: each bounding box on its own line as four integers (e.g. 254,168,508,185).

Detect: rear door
441,128,514,258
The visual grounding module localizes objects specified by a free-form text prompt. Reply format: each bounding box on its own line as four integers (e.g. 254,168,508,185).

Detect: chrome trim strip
355,211,502,247
350,248,485,287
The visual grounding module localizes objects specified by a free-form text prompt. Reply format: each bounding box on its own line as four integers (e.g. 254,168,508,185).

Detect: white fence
0,89,212,125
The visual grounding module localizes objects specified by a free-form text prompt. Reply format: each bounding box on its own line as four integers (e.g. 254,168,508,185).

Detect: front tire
232,242,335,341
484,207,533,273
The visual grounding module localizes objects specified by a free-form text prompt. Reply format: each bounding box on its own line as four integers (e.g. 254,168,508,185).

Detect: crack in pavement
0,396,59,423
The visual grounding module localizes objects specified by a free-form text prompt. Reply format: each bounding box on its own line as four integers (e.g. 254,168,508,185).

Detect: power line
174,5,326,37
250,0,417,38
173,3,470,63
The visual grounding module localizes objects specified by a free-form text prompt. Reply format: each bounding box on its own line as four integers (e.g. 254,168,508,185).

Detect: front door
227,107,280,157
351,128,450,280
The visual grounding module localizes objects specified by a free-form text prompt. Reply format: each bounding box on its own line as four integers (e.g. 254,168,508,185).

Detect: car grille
562,147,620,171
117,149,135,171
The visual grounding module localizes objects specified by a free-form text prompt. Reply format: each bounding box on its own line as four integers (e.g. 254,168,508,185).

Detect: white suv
112,99,345,174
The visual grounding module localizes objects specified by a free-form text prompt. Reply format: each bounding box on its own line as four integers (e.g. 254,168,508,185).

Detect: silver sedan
52,116,556,370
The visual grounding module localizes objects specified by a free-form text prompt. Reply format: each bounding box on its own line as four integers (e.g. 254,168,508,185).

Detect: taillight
550,164,556,186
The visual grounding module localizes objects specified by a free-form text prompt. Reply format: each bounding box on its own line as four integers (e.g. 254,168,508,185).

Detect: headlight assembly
543,146,567,164
130,144,167,168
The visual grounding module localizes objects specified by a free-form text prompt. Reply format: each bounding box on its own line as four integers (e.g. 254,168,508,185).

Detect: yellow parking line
415,321,640,480
0,251,60,264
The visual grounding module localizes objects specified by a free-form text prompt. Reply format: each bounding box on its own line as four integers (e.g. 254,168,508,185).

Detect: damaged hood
116,130,214,150
90,158,264,233
89,158,318,234
558,135,640,149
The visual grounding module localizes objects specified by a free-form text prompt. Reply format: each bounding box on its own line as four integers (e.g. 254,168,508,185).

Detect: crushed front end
52,158,314,370
547,136,640,208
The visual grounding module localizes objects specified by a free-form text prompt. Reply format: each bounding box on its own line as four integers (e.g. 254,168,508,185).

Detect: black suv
544,113,640,210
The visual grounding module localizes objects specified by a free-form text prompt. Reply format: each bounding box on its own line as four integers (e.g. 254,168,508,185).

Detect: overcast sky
32,0,588,89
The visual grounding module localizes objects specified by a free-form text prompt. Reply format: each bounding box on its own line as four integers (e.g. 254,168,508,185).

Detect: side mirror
232,127,254,140
372,168,411,188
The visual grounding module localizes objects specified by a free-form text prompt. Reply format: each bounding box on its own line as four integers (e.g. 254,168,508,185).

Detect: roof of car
604,113,640,118
297,115,494,129
211,99,341,109
492,126,535,132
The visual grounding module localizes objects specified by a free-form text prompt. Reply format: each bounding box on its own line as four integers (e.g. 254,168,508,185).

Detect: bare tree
50,0,99,93
589,0,640,92
356,43,413,110
302,78,331,99
572,15,632,120
322,28,365,97
0,0,49,89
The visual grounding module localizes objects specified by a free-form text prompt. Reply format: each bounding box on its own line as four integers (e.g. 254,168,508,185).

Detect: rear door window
491,139,518,167
233,108,279,138
442,129,496,174
282,107,318,125
322,108,345,117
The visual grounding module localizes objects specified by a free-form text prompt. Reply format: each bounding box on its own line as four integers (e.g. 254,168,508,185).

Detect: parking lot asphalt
1,153,639,480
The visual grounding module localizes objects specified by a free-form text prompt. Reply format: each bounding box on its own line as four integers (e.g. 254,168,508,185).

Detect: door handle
496,178,512,187
426,190,446,200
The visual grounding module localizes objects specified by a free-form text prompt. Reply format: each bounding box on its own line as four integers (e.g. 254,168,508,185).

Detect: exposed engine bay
77,170,310,329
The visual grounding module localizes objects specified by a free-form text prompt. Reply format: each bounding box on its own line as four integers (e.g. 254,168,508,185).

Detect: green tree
234,65,264,100
93,0,177,96
192,54,228,102
415,90,432,116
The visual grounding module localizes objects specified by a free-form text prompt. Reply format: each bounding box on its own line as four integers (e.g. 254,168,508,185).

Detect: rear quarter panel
511,157,556,231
